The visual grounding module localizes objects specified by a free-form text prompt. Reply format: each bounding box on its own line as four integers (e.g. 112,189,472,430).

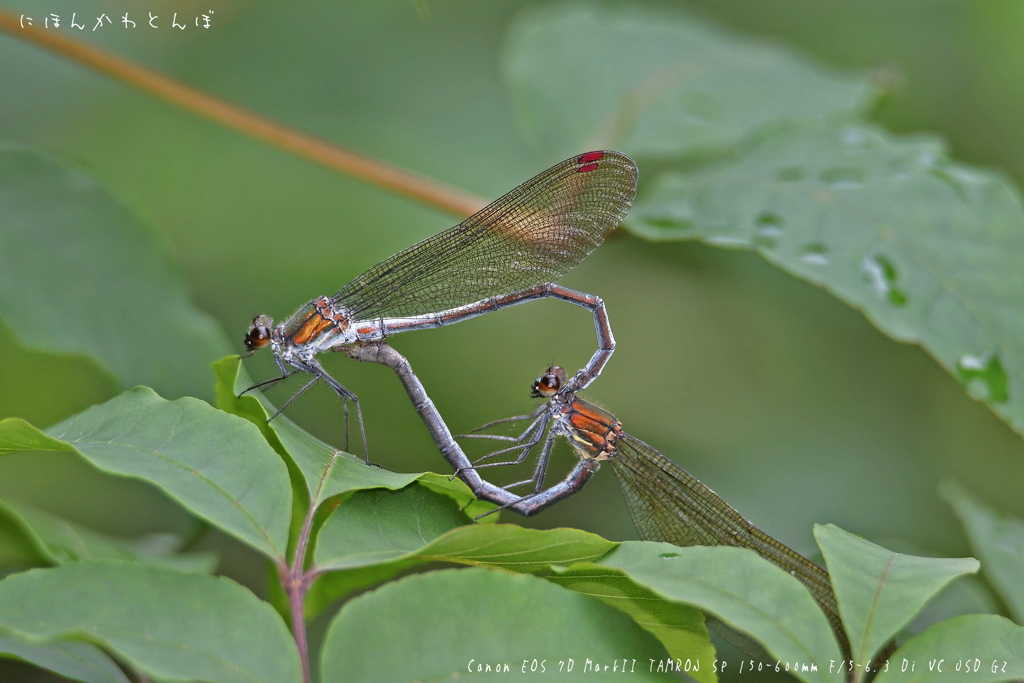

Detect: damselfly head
244,315,274,352
531,366,567,398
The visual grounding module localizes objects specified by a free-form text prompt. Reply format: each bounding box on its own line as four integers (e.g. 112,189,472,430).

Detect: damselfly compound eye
531,366,567,398
244,315,274,351
546,366,567,387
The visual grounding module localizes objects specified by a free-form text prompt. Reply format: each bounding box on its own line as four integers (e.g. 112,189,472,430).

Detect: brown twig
0,7,486,218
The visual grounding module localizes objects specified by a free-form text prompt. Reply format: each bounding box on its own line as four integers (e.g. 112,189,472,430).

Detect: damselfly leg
239,356,370,465
455,405,560,492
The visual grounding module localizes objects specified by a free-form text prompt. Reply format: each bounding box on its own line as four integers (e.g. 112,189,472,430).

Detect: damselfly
461,366,850,657
243,152,638,460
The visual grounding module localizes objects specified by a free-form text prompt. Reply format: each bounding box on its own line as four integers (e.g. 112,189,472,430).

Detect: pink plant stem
286,576,311,683
284,499,320,683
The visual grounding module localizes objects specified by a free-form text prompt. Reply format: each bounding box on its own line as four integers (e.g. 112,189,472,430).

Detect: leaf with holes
939,481,1024,623
0,144,230,401
0,388,292,562
631,123,1024,438
814,523,979,667
502,5,873,159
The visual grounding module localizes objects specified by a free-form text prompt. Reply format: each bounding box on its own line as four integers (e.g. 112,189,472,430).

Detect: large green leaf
310,494,614,617
0,499,41,569
0,144,230,401
0,497,217,573
903,575,1003,639
600,541,843,683
631,123,1024,437
550,565,716,683
502,4,873,159
0,634,129,683
940,481,1024,624
814,524,980,667
939,481,1024,624
0,388,292,562
315,509,614,573
312,484,470,570
0,562,301,683
304,561,415,622
312,500,714,669
874,614,1024,683
215,356,429,506
320,567,672,682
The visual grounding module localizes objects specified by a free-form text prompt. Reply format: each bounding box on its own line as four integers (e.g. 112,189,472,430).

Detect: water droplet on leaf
842,127,868,147
956,353,1008,404
799,242,829,266
862,252,907,307
643,216,692,230
753,212,784,248
755,212,783,228
707,235,750,248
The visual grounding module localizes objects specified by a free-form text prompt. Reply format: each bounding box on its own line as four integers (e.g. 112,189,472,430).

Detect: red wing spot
580,151,604,163
577,163,599,173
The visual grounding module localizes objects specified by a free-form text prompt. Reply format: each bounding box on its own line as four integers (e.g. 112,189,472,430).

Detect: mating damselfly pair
241,150,852,658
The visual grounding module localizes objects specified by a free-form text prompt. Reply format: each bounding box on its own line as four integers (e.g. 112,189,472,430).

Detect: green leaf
0,416,71,456
0,500,44,569
549,564,716,683
317,514,614,573
309,504,614,618
214,356,427,506
305,561,414,621
0,634,129,683
0,497,217,573
874,614,1024,683
0,562,300,683
502,5,873,159
939,480,1024,623
421,524,616,570
313,484,470,570
904,575,1003,639
600,541,843,683
630,123,1024,437
814,523,980,667
417,472,500,521
314,513,718,671
0,388,292,562
0,144,230,401
320,567,672,683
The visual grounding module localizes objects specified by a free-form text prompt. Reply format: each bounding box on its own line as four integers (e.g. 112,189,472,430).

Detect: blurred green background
2,0,1023,673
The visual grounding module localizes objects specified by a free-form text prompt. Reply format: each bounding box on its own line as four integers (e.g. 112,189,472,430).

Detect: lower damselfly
460,365,851,658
